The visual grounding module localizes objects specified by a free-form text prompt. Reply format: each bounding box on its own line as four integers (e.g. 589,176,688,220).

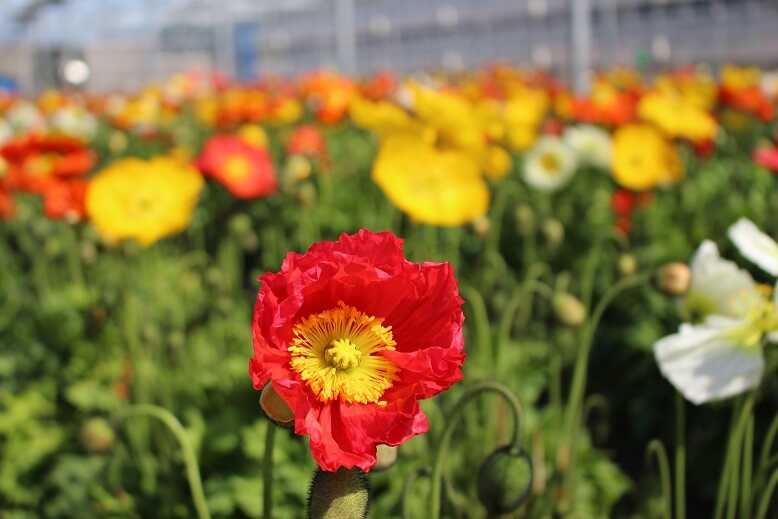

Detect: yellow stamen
540,152,561,174
289,302,398,404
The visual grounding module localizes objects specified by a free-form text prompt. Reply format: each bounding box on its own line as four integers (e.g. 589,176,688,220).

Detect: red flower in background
197,135,277,199
286,124,326,157
0,186,14,220
249,229,465,471
754,145,778,172
0,133,95,194
43,179,88,221
360,71,397,101
611,189,653,235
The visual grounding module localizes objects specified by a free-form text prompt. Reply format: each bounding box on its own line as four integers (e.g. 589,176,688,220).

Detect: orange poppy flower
197,135,277,199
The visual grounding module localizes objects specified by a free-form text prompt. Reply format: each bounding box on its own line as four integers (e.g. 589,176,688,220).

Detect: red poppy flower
754,146,778,173
43,178,88,221
286,124,326,157
0,186,14,220
249,229,465,471
197,135,277,199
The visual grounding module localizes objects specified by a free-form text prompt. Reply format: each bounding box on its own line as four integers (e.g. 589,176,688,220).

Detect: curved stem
758,414,778,473
117,405,211,519
461,285,491,368
646,439,672,519
675,393,686,519
263,422,277,519
402,468,429,519
429,382,523,519
562,273,652,501
756,468,778,519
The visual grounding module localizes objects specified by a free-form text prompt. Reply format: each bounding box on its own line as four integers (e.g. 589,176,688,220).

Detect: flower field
2,65,778,518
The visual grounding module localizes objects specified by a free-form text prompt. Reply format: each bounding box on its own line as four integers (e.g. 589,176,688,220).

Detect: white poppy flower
654,317,765,405
562,125,612,170
728,217,778,276
680,240,762,322
522,136,577,192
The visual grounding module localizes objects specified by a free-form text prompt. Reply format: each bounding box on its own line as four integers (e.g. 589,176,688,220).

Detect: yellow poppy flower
349,95,421,138
638,92,718,143
612,124,682,191
372,134,489,226
87,156,204,246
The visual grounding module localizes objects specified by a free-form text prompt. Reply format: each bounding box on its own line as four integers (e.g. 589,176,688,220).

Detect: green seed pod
477,446,533,515
80,417,115,454
308,468,369,519
553,292,587,327
229,214,253,237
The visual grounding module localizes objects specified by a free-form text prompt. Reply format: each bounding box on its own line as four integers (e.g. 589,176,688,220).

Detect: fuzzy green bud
80,418,115,454
553,292,586,327
657,262,691,296
308,468,368,519
477,446,533,515
542,219,564,249
618,253,638,277
514,204,535,236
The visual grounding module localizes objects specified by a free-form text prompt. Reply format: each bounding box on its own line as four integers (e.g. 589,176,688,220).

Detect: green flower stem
646,439,672,519
429,382,523,519
64,225,85,286
741,414,754,519
675,393,686,519
402,468,428,519
461,285,491,370
758,414,778,474
562,272,652,504
263,421,277,519
714,395,755,519
117,404,211,519
756,468,778,519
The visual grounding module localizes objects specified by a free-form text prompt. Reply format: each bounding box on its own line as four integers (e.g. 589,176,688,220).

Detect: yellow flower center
288,302,398,404
540,152,561,174
224,154,251,183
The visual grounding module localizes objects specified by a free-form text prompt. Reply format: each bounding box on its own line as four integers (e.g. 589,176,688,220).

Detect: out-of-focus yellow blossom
87,156,204,246
503,87,548,151
481,145,513,181
639,92,718,142
269,97,303,125
349,95,424,138
410,83,486,154
612,124,682,191
238,124,269,148
195,96,219,126
372,134,489,226
721,65,761,91
475,99,506,142
654,73,717,111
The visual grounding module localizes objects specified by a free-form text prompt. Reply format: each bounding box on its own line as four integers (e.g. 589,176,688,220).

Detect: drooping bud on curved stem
477,445,533,516
553,292,587,327
657,262,691,296
429,381,527,519
308,468,369,519
80,417,115,454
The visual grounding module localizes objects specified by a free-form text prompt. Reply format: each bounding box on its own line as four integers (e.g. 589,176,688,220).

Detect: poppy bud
308,468,369,519
618,253,638,277
298,182,317,207
229,214,253,237
80,417,115,454
472,216,491,237
260,383,294,427
514,204,535,236
542,219,564,249
373,444,398,471
477,446,533,515
657,262,691,296
553,293,586,327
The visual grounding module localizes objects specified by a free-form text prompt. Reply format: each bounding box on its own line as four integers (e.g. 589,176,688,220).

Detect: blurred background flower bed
1,60,778,518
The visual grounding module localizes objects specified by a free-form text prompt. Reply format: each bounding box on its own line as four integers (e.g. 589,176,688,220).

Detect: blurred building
0,0,776,92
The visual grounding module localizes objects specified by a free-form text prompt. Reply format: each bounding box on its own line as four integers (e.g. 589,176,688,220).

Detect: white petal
654,320,764,405
728,218,778,276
